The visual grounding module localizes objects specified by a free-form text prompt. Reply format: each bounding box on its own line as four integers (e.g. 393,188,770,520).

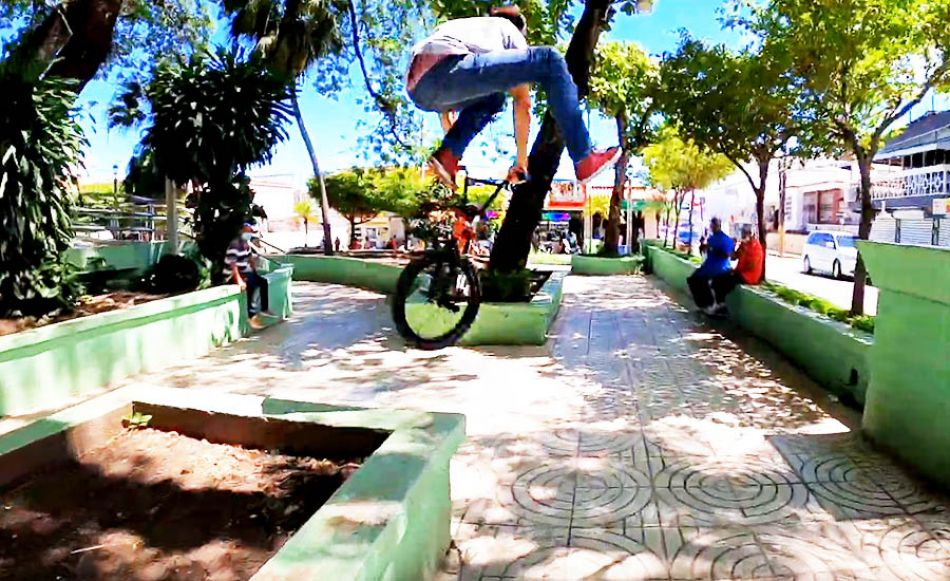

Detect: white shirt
411,17,528,58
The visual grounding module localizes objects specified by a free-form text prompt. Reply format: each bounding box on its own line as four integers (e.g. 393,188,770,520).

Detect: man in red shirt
707,225,764,315
734,226,765,284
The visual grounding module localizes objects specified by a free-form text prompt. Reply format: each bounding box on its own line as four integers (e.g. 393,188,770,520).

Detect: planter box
0,269,296,418
859,242,950,485
571,255,643,276
0,388,465,581
278,255,402,294
646,245,873,406
405,271,566,346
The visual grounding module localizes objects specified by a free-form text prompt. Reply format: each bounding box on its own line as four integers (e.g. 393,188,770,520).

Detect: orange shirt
735,239,764,284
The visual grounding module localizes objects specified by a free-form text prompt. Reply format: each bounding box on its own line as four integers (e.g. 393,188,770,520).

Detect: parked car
802,231,858,279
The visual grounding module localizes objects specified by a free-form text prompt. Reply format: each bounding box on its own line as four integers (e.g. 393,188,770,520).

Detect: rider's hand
507,164,528,184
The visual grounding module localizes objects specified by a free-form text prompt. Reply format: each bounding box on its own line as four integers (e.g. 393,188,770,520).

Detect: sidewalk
113,276,946,579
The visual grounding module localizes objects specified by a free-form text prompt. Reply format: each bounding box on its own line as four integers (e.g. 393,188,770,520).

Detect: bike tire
392,254,481,350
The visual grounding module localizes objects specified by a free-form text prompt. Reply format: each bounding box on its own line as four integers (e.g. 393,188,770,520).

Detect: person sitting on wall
705,224,766,314
687,217,734,315
225,223,274,328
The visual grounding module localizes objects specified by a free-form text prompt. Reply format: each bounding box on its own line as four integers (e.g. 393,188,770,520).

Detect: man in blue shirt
688,217,735,314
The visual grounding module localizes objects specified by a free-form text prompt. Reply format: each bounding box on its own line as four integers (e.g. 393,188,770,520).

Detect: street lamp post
112,164,120,237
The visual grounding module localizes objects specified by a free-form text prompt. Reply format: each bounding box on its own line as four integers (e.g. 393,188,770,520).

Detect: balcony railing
871,165,950,200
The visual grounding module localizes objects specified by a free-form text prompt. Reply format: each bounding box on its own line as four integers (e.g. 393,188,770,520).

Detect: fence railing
72,198,190,242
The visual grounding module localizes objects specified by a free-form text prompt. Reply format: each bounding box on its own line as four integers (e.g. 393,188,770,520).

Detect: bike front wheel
391,254,481,350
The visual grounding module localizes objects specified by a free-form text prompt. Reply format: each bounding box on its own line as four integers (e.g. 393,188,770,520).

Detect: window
807,233,821,245
837,235,857,248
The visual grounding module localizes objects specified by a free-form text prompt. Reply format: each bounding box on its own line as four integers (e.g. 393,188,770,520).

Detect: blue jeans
410,47,593,163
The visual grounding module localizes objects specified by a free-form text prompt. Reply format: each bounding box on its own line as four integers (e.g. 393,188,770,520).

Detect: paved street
102,276,944,579
766,254,879,316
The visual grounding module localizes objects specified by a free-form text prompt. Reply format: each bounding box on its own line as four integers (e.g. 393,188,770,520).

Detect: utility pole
778,151,790,257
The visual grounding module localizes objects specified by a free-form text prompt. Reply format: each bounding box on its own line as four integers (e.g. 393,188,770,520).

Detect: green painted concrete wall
65,241,171,275
0,266,295,417
572,255,643,276
404,271,566,346
859,242,950,485
254,398,466,581
647,245,873,406
0,287,245,417
277,255,402,294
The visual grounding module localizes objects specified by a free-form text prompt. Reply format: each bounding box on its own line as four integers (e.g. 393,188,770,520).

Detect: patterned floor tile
849,515,950,580
667,528,775,579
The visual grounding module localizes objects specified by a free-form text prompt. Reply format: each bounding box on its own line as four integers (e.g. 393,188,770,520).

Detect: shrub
116,48,292,281
0,63,84,316
481,268,533,303
142,255,203,294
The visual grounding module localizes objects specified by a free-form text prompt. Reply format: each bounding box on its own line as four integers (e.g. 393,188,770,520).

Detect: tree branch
346,0,409,149
722,151,759,192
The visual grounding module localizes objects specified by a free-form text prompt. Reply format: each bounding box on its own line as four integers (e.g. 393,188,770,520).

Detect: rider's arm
510,84,531,171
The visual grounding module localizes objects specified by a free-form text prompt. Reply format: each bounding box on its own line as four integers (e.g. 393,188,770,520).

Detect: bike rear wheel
392,254,481,350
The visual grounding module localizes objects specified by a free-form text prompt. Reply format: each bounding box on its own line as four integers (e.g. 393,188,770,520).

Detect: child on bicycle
406,4,621,190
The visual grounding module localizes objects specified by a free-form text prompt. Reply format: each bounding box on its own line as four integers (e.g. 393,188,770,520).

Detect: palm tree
293,199,319,246
225,0,342,255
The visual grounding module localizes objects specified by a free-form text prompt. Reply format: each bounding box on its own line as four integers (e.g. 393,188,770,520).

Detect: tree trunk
663,201,672,248
291,90,334,256
603,112,628,256
686,189,696,255
349,217,357,249
303,219,309,247
488,0,611,273
851,153,875,316
672,191,684,250
10,0,123,90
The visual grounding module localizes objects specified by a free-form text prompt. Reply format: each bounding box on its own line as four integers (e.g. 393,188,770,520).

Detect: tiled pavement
108,275,950,579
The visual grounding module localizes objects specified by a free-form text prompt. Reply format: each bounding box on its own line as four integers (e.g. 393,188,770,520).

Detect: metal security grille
900,219,934,245
939,218,950,247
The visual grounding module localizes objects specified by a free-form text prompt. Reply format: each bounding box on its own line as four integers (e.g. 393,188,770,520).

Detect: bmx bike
391,174,511,350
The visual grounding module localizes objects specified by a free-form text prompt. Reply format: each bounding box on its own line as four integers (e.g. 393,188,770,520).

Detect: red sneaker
428,148,460,190
575,147,622,183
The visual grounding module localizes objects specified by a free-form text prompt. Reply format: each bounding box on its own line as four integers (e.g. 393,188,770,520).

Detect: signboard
547,181,586,210
933,198,950,216
541,212,571,223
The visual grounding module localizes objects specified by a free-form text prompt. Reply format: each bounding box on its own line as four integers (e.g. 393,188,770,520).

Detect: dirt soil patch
0,291,169,338
0,427,357,580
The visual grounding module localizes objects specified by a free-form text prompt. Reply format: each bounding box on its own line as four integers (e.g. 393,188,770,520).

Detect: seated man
706,225,765,313
687,217,734,315
406,4,620,189
225,223,273,327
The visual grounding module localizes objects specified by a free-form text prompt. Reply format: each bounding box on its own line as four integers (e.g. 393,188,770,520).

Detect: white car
802,231,858,279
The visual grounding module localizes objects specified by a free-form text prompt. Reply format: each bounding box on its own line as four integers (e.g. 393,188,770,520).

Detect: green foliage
761,281,875,334
589,41,659,151
0,61,84,316
750,0,950,157
124,48,293,277
319,166,429,223
123,411,153,429
642,126,733,194
142,254,203,294
659,35,797,238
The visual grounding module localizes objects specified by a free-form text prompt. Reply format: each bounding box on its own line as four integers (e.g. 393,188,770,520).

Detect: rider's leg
412,47,592,162
440,93,506,160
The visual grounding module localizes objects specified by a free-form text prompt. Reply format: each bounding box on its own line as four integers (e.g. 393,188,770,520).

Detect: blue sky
72,0,944,187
